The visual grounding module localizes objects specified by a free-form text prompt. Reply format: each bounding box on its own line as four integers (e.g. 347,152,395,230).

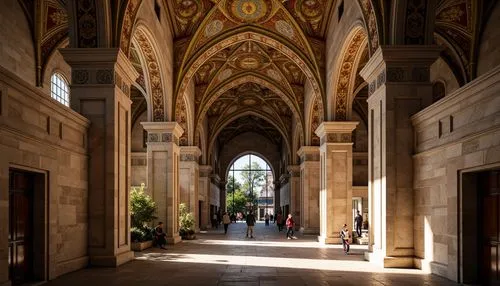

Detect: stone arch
195,73,303,129
331,26,368,120
132,24,166,121
207,111,292,165
174,29,324,119
118,0,144,56
196,124,207,165
175,94,191,146
355,0,382,55
293,124,304,164
225,151,276,181
308,95,324,146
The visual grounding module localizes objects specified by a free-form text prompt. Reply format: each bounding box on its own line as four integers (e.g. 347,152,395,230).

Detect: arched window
50,73,70,107
226,154,274,219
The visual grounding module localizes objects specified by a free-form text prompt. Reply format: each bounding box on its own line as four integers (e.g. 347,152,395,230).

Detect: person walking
340,224,350,254
285,214,297,239
222,212,231,234
276,212,283,231
246,210,256,238
355,211,363,237
264,213,270,226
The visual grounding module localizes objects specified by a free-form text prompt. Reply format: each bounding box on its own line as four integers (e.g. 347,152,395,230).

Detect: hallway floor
44,222,459,286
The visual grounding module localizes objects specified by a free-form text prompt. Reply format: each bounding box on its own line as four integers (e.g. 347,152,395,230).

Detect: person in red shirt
285,214,297,239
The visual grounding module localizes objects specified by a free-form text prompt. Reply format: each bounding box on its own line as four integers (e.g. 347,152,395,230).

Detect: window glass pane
50,73,70,107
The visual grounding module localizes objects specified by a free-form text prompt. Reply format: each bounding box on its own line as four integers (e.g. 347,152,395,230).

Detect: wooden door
480,171,500,285
8,170,33,285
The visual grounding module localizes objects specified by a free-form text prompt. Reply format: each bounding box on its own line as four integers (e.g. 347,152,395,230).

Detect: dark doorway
462,169,500,285
8,170,34,285
479,171,500,285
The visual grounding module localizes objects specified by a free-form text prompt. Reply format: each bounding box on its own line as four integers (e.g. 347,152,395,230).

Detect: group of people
243,211,297,240
154,210,364,254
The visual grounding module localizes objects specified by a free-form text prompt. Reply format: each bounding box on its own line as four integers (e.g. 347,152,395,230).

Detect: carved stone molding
315,121,359,146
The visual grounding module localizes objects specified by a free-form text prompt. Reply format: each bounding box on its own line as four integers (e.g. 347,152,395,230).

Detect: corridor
44,222,458,286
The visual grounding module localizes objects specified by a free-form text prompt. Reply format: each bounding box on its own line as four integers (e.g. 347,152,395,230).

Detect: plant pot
131,240,153,251
182,234,196,240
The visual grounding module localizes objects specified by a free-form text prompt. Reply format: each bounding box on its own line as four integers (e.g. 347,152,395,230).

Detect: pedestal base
90,250,134,267
300,227,319,235
166,235,182,244
364,250,415,268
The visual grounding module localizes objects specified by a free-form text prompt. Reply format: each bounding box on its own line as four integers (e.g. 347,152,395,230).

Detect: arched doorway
226,154,274,221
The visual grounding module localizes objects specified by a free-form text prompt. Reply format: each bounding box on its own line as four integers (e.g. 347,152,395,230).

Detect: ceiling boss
226,0,274,23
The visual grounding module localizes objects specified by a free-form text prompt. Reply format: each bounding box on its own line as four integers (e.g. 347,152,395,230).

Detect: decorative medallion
234,54,267,70
176,0,201,19
226,0,273,23
275,20,294,38
204,20,224,37
295,0,323,22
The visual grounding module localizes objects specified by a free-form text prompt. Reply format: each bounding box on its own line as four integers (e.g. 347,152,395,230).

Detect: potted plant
130,183,157,251
179,203,196,240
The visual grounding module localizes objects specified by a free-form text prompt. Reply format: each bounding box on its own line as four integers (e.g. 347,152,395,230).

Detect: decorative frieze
319,133,352,146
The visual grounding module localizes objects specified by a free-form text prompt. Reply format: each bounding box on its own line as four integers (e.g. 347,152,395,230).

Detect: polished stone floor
44,221,459,286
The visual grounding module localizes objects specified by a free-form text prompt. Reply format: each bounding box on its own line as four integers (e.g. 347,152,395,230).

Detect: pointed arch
132,24,167,121
331,25,368,121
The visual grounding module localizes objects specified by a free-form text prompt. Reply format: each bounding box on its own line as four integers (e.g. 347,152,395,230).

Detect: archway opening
226,154,274,221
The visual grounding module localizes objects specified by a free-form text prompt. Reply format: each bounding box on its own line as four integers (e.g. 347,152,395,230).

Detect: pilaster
287,165,300,230
180,146,201,232
315,121,358,244
141,122,183,244
60,48,138,266
297,146,320,235
199,165,212,230
359,45,440,267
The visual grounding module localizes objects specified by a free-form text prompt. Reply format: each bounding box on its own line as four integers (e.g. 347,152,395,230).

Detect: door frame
459,163,500,284
8,165,48,284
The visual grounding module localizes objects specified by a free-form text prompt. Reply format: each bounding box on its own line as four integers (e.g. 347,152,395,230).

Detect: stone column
199,165,212,230
220,181,227,212
273,180,281,215
315,122,358,244
359,46,440,267
141,122,183,244
180,147,201,231
297,146,320,234
61,48,137,266
288,165,301,230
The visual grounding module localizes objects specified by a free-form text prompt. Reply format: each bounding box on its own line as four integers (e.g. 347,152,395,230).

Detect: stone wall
477,2,500,77
210,181,220,208
0,0,36,86
411,65,500,281
0,66,90,283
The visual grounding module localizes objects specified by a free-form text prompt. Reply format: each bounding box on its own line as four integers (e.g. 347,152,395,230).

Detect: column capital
287,165,300,177
180,146,201,161
360,45,441,96
297,146,320,163
199,165,213,177
315,121,358,146
141,122,184,144
60,48,139,95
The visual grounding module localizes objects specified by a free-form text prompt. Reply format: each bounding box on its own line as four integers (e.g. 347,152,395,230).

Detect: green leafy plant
179,203,195,238
130,183,157,242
